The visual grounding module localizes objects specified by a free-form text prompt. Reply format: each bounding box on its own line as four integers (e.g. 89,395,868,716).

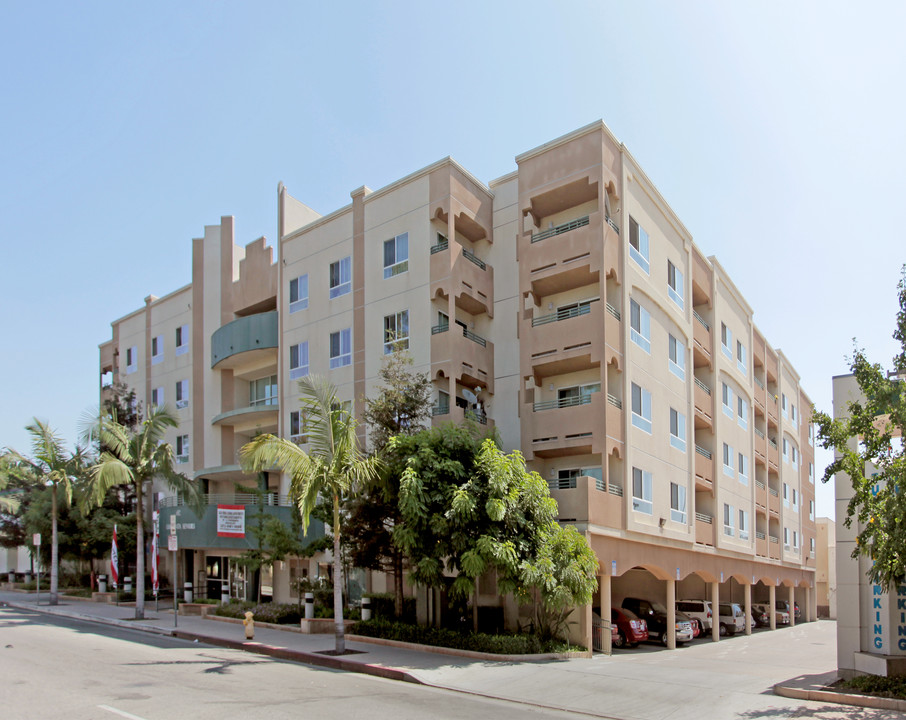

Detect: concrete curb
774,681,906,712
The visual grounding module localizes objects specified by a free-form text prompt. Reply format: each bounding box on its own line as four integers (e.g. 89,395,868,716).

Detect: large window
175,379,189,409
151,335,164,365
250,375,278,406
724,503,735,536
668,334,685,380
737,396,748,430
558,383,600,408
738,452,749,485
329,329,352,368
669,408,686,452
670,482,686,523
632,467,653,514
151,387,164,408
175,324,189,356
329,257,351,298
631,383,652,433
289,274,309,313
721,323,732,360
176,435,189,464
739,509,749,541
630,299,651,353
383,232,409,278
289,410,308,444
667,260,684,310
383,310,410,354
736,340,747,376
723,443,735,477
125,346,138,374
722,382,734,419
781,393,788,419
290,342,309,380
628,217,650,274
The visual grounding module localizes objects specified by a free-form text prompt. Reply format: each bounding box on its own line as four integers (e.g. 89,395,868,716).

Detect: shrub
362,592,416,622
352,619,552,655
839,674,906,699
213,601,301,625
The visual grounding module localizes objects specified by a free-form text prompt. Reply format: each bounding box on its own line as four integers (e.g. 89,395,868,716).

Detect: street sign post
170,517,178,628
33,534,40,600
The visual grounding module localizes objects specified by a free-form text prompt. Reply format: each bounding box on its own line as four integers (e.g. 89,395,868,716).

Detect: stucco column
804,586,811,622
769,584,776,630
789,585,796,627
601,574,612,655
666,579,676,649
744,582,752,635
710,581,720,641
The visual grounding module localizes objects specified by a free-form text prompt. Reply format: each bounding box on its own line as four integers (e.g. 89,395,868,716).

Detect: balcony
431,402,494,429
769,534,781,560
549,474,623,528
430,324,495,394
694,445,713,492
692,310,712,368
524,300,606,380
211,311,279,371
524,390,607,459
158,493,326,551
430,240,494,317
212,401,279,434
756,531,768,558
768,487,780,517
695,512,714,546
531,215,590,243
693,377,713,429
755,478,767,511
768,437,780,470
754,426,767,466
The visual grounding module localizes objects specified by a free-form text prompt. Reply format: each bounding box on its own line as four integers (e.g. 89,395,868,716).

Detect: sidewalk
2,590,901,719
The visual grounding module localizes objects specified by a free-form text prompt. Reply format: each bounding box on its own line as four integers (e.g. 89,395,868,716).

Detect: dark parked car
621,597,694,646
751,605,770,628
611,607,648,648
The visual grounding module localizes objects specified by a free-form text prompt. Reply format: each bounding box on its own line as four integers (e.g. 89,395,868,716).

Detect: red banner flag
110,524,119,589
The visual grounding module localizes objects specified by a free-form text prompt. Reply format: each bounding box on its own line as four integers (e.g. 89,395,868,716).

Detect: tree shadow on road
125,652,271,675
738,704,905,719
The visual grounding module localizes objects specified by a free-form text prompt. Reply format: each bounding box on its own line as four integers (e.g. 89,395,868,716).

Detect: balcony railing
695,445,712,459
769,488,779,497
607,393,622,409
608,483,623,497
159,493,293,508
465,410,488,425
754,375,765,389
693,310,710,331
531,215,590,243
533,394,593,412
532,302,593,327
464,329,487,347
431,323,449,335
430,238,449,254
754,426,765,439
694,377,712,395
695,512,713,524
461,247,486,270
606,216,620,234
432,403,450,416
605,302,621,321
756,531,766,540
768,438,778,449
755,479,766,490
769,535,780,543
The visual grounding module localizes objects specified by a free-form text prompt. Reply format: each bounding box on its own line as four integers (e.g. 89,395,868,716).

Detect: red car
612,607,648,648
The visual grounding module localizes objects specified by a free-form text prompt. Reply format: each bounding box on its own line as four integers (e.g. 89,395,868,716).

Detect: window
810,537,816,557
723,443,735,477
782,437,789,462
289,410,308,443
630,299,651,353
628,216,650,274
738,397,749,430
632,467,653,514
289,274,309,313
669,408,686,452
151,335,164,365
175,379,188,409
738,452,749,485
551,468,601,490
175,324,189,356
383,232,409,278
809,500,815,521
724,503,735,536
667,260,684,309
290,342,309,380
784,527,790,548
808,423,814,447
781,393,788,419
793,530,799,550
631,383,652,433
791,403,797,425
151,387,164,408
808,462,815,484
383,310,410,354
670,482,686,523
329,329,352,368
791,445,798,466
125,346,138,374
792,488,798,509
783,483,789,506
176,435,189,463
721,323,732,360
668,334,685,380
722,383,734,419
558,383,600,407
739,509,749,540
250,375,278,406
736,340,746,376
329,257,351,298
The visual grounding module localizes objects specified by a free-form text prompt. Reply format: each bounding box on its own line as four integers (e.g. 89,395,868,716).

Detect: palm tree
241,375,379,654
7,420,84,605
84,404,201,620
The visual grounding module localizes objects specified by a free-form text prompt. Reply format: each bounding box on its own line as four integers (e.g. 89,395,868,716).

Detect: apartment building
99,121,816,646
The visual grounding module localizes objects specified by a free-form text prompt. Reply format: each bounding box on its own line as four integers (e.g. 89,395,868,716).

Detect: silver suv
677,599,713,633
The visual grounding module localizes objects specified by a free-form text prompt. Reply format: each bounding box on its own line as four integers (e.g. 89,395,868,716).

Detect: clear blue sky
3,1,905,520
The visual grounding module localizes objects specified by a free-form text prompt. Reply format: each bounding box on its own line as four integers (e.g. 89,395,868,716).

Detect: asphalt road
0,607,576,720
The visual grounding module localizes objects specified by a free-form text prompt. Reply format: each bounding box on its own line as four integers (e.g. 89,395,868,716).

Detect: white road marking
98,704,150,720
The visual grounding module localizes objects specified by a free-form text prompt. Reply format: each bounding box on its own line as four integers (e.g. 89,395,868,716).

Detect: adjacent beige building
100,121,816,648
816,516,836,619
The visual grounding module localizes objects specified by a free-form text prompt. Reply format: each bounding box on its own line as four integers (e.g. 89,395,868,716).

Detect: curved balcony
211,311,278,370
430,240,494,317
212,402,279,434
430,324,494,394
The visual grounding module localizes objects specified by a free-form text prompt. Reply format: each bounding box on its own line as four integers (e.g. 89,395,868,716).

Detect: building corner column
711,581,720,641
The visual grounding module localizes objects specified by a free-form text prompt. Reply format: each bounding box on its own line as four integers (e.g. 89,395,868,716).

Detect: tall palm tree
7,420,83,605
84,404,201,620
241,376,379,654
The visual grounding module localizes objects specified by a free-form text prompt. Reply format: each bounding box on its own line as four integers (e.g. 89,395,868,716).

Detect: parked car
611,607,648,648
776,599,801,621
753,602,789,625
717,602,746,636
751,605,770,628
621,597,694,646
677,599,713,633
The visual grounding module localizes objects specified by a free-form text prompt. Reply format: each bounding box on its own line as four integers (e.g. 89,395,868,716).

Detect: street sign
169,515,176,534
168,534,178,552
32,533,41,546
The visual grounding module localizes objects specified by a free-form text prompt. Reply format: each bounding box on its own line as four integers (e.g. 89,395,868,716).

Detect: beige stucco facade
100,121,816,647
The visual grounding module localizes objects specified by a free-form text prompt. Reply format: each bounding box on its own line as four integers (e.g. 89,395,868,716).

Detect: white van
717,602,746,636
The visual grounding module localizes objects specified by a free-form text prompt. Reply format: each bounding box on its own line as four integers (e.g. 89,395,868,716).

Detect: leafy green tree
83,405,202,620
240,376,380,653
814,267,906,591
6,420,86,605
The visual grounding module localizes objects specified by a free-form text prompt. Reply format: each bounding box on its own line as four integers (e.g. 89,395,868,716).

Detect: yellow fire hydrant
243,611,255,640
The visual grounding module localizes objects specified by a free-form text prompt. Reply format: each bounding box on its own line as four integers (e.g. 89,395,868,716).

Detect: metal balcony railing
769,535,780,543
430,238,449,254
754,375,765,389
432,404,450,416
465,409,488,425
606,216,620,234
461,247,486,270
531,215,590,243
694,377,712,395
756,531,766,540
695,445,712,459
533,394,593,412
532,302,593,327
754,426,765,439
605,302,621,321
693,310,710,331
769,488,779,497
606,393,622,409
431,323,449,335
608,483,623,497
463,329,487,347
768,438,778,449
159,493,293,508
695,512,713,524
755,479,766,490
